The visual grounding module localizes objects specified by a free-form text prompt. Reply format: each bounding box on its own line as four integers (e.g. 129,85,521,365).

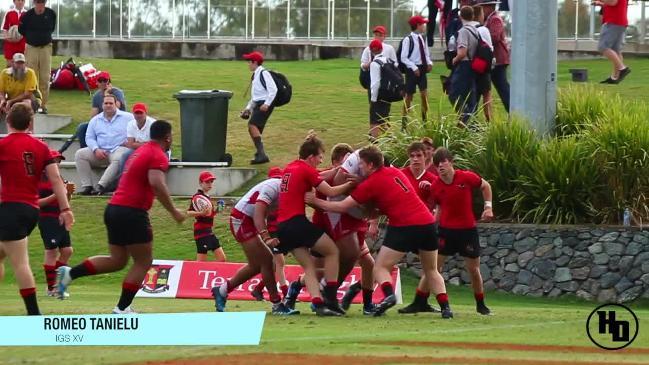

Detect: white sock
219,283,228,297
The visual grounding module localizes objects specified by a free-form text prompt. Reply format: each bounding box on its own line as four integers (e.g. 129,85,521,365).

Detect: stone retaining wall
387,224,649,303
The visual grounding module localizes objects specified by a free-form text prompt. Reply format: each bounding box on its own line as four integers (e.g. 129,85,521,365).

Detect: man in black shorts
57,120,186,313
400,15,433,123
240,51,276,165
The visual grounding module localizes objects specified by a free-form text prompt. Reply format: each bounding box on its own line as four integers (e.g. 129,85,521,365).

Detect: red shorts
229,208,257,243
313,211,367,242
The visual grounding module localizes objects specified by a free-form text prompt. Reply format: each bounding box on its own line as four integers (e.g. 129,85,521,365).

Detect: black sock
362,288,373,306
380,282,394,297
70,260,96,280
349,281,361,292
20,288,40,315
253,136,265,156
324,282,338,302
117,282,140,311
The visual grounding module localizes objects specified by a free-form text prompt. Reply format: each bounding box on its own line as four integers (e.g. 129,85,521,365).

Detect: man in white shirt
450,6,480,125
368,40,391,139
119,102,156,173
360,25,398,70
240,51,276,165
400,15,433,123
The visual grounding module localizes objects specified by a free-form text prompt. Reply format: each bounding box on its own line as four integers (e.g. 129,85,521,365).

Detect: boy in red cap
38,149,76,297
400,15,433,124
187,171,226,262
240,51,276,165
360,25,397,70
368,39,392,139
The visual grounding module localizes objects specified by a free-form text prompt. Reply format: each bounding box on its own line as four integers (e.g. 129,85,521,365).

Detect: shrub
555,85,607,136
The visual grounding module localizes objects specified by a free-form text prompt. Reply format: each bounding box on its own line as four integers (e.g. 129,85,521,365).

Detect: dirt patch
374,340,649,355
132,353,649,365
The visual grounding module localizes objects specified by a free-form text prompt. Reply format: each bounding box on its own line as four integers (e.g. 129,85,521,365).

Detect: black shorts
269,231,284,255
104,204,153,246
276,215,325,255
195,234,220,254
475,72,492,95
382,224,438,253
249,101,275,134
370,101,391,125
405,66,428,94
438,227,480,258
0,202,39,241
39,216,71,250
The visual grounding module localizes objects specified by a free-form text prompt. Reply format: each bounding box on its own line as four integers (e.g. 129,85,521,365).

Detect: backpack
260,70,292,107
467,27,493,75
374,59,405,103
396,35,414,74
359,67,370,89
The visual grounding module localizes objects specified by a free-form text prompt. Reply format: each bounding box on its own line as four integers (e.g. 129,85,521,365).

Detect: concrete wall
59,161,257,196
380,224,649,303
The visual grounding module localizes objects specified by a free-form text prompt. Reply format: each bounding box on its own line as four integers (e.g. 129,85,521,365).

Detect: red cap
199,171,216,183
408,15,429,27
243,51,264,65
50,150,65,160
97,71,111,81
132,102,148,114
372,25,387,35
267,167,283,179
369,39,383,52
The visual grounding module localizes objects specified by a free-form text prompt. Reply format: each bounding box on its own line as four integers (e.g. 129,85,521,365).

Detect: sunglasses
98,78,108,83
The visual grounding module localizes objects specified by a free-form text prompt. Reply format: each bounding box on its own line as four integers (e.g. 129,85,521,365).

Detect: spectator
240,51,275,165
472,4,494,122
0,53,41,130
360,25,398,70
400,15,433,124
480,0,510,112
120,102,155,170
18,0,55,114
2,0,28,67
450,6,479,125
74,94,131,196
594,0,630,84
368,40,391,139
58,73,126,153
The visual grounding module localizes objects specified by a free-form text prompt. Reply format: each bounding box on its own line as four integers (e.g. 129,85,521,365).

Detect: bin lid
173,90,233,99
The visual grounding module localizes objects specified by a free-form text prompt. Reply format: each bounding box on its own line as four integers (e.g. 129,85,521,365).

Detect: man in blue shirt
74,94,131,195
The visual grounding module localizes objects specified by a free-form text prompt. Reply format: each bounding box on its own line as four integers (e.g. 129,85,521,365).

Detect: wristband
61,207,72,213
484,201,492,209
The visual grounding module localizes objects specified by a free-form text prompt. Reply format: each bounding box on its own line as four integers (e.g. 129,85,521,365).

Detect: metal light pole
510,0,558,136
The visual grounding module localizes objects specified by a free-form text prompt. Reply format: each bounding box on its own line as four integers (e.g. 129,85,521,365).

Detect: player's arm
253,201,279,247
44,163,74,231
307,194,359,214
38,194,57,207
315,180,354,197
480,179,493,221
186,209,208,218
319,167,339,181
149,169,186,223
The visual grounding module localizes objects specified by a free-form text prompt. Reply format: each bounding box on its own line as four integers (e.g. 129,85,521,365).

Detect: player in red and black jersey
275,132,354,316
37,150,76,297
56,120,186,314
187,171,226,262
431,147,494,315
396,141,443,314
0,104,74,315
307,145,453,318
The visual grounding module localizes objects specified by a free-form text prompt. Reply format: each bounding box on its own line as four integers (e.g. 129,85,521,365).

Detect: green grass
1,57,648,363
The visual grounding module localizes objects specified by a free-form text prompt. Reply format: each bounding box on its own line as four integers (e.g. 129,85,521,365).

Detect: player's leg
291,247,340,316
465,256,490,315
419,249,452,319
0,245,5,282
213,247,227,262
112,242,153,313
372,246,405,316
43,248,59,295
274,253,289,296
335,233,360,284
311,233,344,313
3,239,41,314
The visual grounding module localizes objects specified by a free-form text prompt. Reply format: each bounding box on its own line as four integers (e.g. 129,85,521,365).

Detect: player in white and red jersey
212,167,298,315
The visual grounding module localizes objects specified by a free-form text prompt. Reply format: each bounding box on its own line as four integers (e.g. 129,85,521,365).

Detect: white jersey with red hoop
234,178,281,218
335,149,368,220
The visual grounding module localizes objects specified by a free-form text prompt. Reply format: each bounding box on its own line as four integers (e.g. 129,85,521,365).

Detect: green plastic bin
173,90,233,165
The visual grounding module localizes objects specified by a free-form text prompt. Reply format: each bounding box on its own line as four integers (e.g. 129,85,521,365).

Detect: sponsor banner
138,260,402,305
0,312,265,346
137,259,183,298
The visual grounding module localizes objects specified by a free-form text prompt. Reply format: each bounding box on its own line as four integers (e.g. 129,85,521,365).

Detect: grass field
0,57,648,364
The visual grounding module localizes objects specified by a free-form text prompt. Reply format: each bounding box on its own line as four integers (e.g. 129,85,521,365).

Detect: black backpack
260,70,292,107
359,67,370,89
374,59,405,103
467,26,494,75
396,35,414,74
